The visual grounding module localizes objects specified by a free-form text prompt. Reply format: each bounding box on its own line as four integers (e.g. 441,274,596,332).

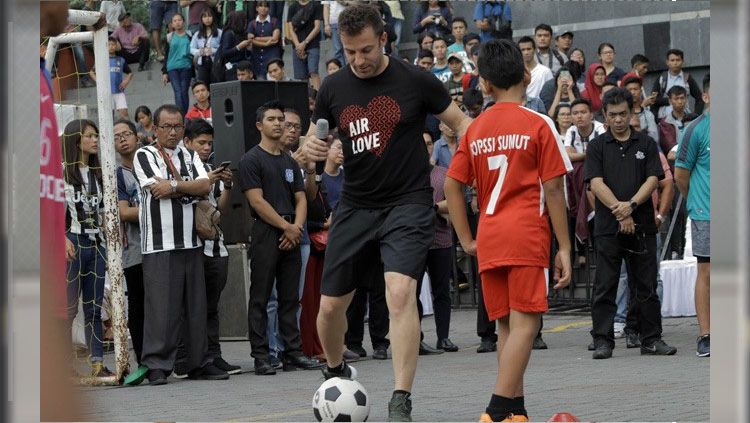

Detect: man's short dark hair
517,36,535,49
463,87,484,110
432,36,448,47
236,60,253,72
570,98,592,112
622,76,642,88
266,58,284,72
602,87,633,112
703,72,710,92
478,39,525,90
153,104,183,127
284,107,301,119
464,32,480,45
452,17,467,27
630,54,649,67
191,80,209,91
666,48,684,60
418,49,434,60
602,80,618,89
534,23,553,35
256,100,285,123
114,118,137,135
338,3,383,37
184,118,214,140
667,85,688,98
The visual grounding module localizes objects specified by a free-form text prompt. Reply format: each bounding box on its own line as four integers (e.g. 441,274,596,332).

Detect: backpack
658,71,691,98
657,119,678,156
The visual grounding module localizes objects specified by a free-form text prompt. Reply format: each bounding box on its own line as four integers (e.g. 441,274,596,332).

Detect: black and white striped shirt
133,144,209,254
64,166,104,242
202,163,228,258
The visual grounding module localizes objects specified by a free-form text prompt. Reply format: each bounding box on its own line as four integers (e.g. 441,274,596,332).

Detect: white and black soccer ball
312,377,370,422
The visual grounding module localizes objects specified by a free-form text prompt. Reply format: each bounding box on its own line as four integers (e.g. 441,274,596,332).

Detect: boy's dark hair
478,39,525,90
667,85,688,98
452,17,467,27
602,87,633,112
432,36,448,47
266,58,284,72
418,49,434,60
184,118,214,140
114,118,137,135
570,98,592,112
325,58,342,69
703,72,710,92
666,48,684,60
534,23,553,35
602,80,618,89
153,104,184,126
236,60,253,72
517,36,535,49
338,3,384,37
622,76,642,88
255,0,270,8
256,100,285,123
463,86,484,110
191,80,209,91
597,42,615,55
630,54,649,67
108,36,117,43
464,32,480,44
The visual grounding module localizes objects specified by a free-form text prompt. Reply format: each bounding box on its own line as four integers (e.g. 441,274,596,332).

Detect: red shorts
480,266,549,320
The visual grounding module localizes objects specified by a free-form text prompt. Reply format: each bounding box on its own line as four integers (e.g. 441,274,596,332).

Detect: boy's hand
553,249,572,289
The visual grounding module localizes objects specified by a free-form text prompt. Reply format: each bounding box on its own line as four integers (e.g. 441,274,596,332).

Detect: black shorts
321,202,435,297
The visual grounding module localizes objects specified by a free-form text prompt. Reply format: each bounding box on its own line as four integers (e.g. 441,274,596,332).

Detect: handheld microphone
314,119,329,176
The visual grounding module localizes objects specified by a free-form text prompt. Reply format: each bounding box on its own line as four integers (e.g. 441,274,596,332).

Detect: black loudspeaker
210,79,310,244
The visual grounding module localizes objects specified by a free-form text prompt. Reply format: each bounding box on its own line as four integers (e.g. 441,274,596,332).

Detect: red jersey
447,102,572,272
40,64,67,317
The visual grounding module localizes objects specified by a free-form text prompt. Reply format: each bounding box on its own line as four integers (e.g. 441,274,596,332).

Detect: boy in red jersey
445,39,573,422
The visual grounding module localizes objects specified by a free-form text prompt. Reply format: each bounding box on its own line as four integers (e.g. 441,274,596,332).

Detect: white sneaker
613,322,626,339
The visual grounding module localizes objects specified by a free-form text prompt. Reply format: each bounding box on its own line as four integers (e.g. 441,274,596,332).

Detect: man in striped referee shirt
133,104,229,385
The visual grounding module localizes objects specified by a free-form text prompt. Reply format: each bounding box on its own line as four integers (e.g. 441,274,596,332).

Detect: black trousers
345,255,390,350
118,39,150,68
248,220,303,360
590,234,663,348
124,264,145,364
417,247,452,341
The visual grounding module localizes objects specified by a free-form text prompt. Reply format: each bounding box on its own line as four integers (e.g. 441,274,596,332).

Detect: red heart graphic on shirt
339,95,401,158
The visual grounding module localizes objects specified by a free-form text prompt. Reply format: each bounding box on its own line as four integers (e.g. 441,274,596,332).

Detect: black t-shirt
584,130,665,236
287,1,323,49
313,58,453,208
238,146,304,217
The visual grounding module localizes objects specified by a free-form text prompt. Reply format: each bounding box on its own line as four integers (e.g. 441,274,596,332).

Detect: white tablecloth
660,257,697,317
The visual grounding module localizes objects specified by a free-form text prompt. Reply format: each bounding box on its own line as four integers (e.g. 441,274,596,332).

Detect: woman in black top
218,11,252,81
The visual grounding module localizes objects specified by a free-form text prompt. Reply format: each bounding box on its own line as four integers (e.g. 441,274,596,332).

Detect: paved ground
78,310,708,422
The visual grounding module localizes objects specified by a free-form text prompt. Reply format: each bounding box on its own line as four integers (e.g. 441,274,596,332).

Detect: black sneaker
387,391,412,422
283,354,324,371
419,341,443,356
592,343,613,360
696,334,710,357
269,355,282,370
477,340,497,353
641,339,677,356
172,362,189,379
213,357,242,375
189,363,230,380
321,360,358,380
437,338,459,352
373,345,389,360
343,349,362,362
625,332,641,349
148,369,168,386
532,335,548,350
254,358,277,375
348,344,368,358
587,341,595,351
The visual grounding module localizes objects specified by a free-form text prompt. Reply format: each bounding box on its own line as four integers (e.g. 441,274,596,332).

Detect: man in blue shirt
674,73,711,358
473,0,512,42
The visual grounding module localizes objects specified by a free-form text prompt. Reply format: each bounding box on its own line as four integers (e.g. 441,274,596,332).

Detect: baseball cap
447,53,463,63
556,30,574,39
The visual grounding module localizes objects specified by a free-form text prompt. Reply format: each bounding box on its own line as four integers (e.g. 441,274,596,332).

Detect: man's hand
461,238,477,256
218,169,233,186
304,135,331,163
295,41,306,56
65,238,77,262
611,201,633,221
150,176,175,199
553,249,572,289
279,222,303,249
641,92,658,108
292,147,308,168
619,216,635,234
324,23,332,37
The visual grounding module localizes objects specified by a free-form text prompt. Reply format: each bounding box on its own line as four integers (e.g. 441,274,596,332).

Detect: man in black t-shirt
287,0,324,90
303,4,472,421
238,101,322,375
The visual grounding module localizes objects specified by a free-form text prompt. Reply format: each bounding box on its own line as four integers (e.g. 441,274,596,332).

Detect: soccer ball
312,377,370,422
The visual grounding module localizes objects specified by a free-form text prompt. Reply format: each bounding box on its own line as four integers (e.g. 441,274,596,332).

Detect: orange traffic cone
548,412,580,422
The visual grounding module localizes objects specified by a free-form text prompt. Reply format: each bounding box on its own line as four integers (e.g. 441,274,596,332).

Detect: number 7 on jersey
485,154,508,215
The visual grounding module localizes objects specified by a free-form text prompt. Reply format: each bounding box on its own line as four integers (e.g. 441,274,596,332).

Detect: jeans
391,19,403,56
267,244,309,358
66,234,106,361
291,47,320,80
71,43,90,76
168,67,192,115
330,23,345,66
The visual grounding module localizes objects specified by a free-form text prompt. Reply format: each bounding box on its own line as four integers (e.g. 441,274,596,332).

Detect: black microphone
314,118,329,176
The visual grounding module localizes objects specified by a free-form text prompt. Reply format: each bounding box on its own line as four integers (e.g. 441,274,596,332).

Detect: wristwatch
170,180,178,193
629,201,638,211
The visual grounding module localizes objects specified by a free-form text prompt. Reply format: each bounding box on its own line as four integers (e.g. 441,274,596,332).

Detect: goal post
45,9,129,384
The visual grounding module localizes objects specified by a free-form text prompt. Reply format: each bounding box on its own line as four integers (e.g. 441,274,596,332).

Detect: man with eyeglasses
132,104,230,385
584,88,677,360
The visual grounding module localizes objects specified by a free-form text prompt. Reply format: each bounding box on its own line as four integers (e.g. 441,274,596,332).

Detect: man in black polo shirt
584,88,677,360
238,101,322,375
